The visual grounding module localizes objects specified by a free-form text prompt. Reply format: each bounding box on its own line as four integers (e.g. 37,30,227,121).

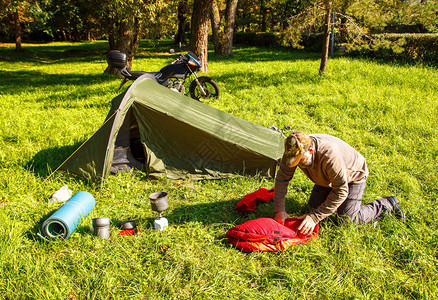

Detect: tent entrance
111,109,145,174
129,121,145,164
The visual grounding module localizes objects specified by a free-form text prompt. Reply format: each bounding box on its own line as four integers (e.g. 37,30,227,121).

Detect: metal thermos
92,217,110,239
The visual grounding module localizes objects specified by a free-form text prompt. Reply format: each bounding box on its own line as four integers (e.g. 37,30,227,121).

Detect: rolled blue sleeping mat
41,191,95,239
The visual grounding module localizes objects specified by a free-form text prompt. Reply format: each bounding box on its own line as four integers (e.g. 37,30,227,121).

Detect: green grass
1,40,437,299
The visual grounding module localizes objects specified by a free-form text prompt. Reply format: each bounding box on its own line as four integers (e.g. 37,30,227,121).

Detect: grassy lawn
1,40,437,299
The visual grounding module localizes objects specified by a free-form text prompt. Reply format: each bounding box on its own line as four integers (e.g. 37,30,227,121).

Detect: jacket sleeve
273,164,297,213
309,159,349,223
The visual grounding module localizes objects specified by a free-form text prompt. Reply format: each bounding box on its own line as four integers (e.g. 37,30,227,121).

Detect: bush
233,31,324,52
233,32,438,64
298,33,323,52
346,33,438,64
233,32,283,47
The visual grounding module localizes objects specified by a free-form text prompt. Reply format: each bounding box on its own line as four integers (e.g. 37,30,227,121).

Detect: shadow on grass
210,46,320,64
26,142,83,178
0,42,109,63
25,209,56,242
130,193,309,228
0,70,113,90
0,41,324,99
213,67,323,92
0,69,117,109
0,40,321,64
3,39,432,72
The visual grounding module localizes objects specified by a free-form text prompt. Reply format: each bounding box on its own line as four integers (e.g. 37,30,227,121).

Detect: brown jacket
274,134,368,223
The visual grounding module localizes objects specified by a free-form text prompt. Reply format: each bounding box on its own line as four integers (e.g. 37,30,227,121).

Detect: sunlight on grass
0,40,437,298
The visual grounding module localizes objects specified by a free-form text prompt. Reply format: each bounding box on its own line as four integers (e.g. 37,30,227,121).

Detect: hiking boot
386,196,405,223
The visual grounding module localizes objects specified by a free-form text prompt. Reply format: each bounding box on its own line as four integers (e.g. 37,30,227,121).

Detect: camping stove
149,191,169,231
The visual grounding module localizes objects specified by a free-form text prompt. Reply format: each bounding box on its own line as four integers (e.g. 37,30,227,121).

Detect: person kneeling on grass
273,131,405,235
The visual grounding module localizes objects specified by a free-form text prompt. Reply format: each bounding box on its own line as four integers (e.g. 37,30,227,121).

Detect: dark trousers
308,181,392,224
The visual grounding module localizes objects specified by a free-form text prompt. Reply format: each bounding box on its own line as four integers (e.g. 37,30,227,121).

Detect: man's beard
300,152,313,166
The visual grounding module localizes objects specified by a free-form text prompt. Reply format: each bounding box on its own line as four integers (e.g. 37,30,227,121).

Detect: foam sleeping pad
41,191,95,239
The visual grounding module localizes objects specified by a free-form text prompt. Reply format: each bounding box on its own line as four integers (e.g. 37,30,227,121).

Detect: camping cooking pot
149,192,168,213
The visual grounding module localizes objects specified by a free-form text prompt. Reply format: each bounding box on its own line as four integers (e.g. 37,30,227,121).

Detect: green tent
61,77,284,182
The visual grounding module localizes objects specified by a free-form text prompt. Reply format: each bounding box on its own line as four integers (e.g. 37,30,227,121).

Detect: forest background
1,0,438,71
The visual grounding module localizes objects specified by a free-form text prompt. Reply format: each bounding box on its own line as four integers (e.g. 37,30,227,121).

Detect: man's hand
297,214,317,235
273,211,290,225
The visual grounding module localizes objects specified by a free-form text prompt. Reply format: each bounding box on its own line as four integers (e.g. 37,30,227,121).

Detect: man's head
281,131,312,167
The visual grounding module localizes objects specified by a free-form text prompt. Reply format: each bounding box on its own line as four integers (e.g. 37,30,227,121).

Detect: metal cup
120,220,136,230
149,192,168,214
92,217,110,240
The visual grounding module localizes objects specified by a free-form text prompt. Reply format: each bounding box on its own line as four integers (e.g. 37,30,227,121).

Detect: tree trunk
176,0,187,44
132,17,142,56
113,17,142,70
108,32,116,50
14,11,22,52
211,0,238,55
260,0,267,32
116,26,135,70
223,0,238,55
211,0,223,54
105,18,139,75
319,2,332,75
189,0,211,73
107,18,117,50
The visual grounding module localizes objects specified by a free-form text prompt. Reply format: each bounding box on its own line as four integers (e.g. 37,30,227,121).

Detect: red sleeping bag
235,187,275,212
226,218,319,252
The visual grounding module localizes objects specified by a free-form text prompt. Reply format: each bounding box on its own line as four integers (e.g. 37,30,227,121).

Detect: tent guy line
32,109,120,193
